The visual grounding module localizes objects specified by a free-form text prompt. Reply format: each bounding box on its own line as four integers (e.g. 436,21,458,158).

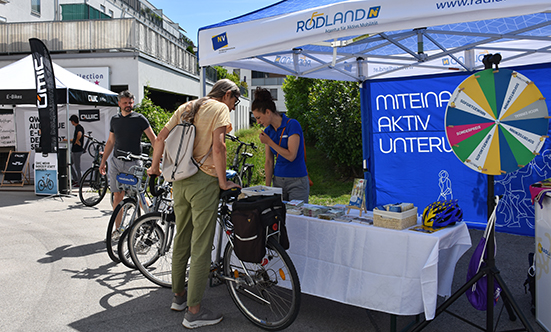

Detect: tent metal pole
66,100,72,194
200,67,206,98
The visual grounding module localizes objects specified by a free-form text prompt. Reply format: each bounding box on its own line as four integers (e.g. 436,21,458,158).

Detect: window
100,5,106,12
109,10,114,17
61,4,111,20
31,0,40,15
270,89,278,100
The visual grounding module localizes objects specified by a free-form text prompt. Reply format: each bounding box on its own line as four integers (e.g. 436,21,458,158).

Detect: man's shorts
108,157,142,193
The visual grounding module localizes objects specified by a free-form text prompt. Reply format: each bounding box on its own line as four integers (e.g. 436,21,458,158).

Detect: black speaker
57,148,69,194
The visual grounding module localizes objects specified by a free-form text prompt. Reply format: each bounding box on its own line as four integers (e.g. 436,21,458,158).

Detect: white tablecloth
285,214,472,320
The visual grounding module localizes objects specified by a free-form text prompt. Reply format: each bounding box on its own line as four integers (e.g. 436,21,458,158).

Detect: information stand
1,151,31,187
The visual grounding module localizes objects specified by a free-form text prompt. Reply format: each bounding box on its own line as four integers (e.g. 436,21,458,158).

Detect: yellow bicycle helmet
422,199,463,228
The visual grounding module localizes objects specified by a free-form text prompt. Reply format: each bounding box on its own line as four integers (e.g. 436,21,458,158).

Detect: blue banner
363,63,551,236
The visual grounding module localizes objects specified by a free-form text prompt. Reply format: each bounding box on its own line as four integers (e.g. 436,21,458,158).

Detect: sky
147,0,278,45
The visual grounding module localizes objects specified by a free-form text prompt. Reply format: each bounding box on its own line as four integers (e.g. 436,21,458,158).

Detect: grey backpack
162,121,210,182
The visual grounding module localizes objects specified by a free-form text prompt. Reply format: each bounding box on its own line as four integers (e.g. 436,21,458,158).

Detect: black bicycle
78,134,108,207
226,134,257,188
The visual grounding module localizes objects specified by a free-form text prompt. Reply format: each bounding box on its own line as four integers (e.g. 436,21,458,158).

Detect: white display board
534,194,551,332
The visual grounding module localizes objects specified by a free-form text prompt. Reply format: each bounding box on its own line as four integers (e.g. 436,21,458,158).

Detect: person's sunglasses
232,92,240,106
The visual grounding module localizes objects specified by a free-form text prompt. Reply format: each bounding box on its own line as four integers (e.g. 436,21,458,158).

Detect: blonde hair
181,79,240,124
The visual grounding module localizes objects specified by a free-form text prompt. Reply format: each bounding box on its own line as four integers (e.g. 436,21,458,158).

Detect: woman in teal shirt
252,87,309,202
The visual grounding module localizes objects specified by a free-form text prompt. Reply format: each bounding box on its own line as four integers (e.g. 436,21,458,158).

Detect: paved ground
0,187,547,332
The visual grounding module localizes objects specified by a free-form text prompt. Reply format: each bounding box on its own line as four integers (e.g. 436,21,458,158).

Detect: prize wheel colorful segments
445,68,549,175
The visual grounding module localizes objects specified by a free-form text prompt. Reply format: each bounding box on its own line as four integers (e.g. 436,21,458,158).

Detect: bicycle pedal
208,275,224,288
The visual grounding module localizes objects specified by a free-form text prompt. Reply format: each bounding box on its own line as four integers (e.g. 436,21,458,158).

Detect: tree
214,66,248,97
283,77,363,177
134,88,172,144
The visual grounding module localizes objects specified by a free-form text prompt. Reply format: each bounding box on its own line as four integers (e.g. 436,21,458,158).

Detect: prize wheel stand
412,56,543,332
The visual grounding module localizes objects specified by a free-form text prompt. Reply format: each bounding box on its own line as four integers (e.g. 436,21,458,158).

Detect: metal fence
0,18,197,75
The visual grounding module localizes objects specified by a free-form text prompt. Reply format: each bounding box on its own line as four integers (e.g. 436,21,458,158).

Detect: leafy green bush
134,90,172,145
226,126,265,186
283,76,363,177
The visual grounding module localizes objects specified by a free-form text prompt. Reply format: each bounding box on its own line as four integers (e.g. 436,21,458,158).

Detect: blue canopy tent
198,0,551,235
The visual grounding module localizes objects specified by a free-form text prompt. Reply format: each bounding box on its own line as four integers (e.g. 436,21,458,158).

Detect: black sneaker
171,294,187,311
182,307,223,329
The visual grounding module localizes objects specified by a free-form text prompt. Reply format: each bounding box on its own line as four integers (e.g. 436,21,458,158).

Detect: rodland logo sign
275,55,312,67
442,51,491,66
212,32,228,51
296,6,380,33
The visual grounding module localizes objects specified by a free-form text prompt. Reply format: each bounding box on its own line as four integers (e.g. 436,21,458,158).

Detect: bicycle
37,173,54,191
78,134,109,207
117,175,172,269
106,150,155,266
127,182,301,330
226,134,257,188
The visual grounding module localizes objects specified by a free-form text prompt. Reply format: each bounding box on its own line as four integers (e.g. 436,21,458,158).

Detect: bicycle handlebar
148,174,166,197
83,134,106,145
116,150,151,162
225,134,258,150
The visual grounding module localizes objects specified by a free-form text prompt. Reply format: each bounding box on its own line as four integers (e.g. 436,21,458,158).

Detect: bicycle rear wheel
117,228,136,269
106,198,139,263
129,212,174,288
79,167,108,207
224,237,301,330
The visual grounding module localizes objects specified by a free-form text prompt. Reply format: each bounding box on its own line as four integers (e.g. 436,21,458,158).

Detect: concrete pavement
0,189,546,332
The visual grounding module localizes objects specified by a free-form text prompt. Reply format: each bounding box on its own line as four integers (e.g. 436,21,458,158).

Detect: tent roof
198,0,551,81
0,55,118,106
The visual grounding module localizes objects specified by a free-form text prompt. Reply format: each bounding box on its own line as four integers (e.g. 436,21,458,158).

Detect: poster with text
34,153,58,195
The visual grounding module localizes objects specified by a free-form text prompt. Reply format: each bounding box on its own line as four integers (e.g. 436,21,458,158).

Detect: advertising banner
366,63,551,236
66,67,110,90
29,38,58,154
534,196,551,331
34,152,58,195
0,112,15,146
13,105,116,180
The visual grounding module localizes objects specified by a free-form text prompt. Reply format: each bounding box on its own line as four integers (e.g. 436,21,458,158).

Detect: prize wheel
445,68,549,175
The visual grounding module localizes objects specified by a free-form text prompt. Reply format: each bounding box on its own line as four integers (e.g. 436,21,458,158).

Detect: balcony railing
0,18,197,76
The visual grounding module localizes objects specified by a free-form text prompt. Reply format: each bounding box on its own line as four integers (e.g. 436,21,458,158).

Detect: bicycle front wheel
79,167,108,207
117,228,136,269
106,198,139,263
224,237,301,330
128,212,173,288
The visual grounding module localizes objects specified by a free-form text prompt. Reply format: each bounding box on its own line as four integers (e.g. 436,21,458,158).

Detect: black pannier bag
231,194,289,263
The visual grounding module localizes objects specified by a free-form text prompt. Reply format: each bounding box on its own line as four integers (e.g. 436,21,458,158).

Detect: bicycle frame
227,134,257,186
113,150,154,218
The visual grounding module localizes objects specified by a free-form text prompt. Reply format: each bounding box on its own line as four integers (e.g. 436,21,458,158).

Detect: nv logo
212,32,228,51
368,6,381,18
442,58,450,65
